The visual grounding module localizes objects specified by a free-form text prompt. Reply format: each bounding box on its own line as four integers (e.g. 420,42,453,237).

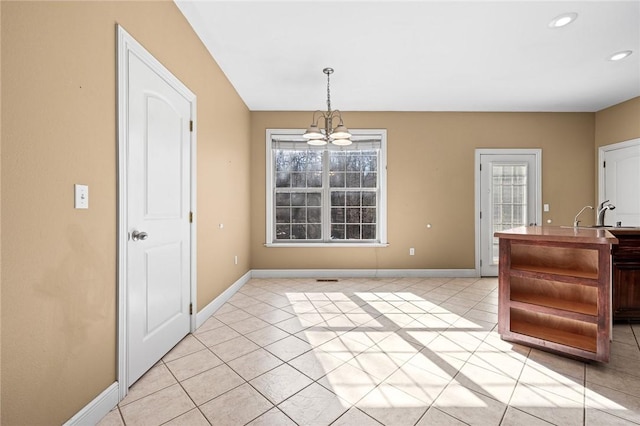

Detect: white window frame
265,129,388,247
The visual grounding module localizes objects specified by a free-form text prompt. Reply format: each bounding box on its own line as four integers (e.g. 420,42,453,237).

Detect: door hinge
603,161,606,168
480,259,483,266
480,163,482,171
189,303,193,315
189,120,193,132
189,212,193,223
480,211,482,219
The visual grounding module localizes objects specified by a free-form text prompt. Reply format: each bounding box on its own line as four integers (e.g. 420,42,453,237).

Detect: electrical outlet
409,248,415,256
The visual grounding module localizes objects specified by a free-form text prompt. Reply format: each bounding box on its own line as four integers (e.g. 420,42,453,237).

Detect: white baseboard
250,269,479,279
64,382,119,426
195,270,252,329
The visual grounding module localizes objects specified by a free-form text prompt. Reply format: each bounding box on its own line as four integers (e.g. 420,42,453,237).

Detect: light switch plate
75,184,89,209
543,203,550,212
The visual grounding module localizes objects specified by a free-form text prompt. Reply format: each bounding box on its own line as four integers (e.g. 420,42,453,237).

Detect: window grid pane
272,143,381,243
491,164,528,262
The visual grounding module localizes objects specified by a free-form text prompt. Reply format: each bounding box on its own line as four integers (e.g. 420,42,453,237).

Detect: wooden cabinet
496,226,618,362
611,231,640,321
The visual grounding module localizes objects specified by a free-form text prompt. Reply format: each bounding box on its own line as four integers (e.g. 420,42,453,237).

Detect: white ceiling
175,0,640,112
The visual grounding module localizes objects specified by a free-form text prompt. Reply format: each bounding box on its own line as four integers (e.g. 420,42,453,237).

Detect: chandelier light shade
303,67,352,146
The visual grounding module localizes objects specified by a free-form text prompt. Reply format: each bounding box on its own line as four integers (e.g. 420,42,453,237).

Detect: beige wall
251,112,596,270
1,1,250,424
595,96,640,148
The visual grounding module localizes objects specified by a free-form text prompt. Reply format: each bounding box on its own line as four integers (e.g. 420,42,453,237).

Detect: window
266,129,387,246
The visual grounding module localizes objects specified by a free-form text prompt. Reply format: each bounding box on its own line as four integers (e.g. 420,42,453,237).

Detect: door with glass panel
479,153,539,276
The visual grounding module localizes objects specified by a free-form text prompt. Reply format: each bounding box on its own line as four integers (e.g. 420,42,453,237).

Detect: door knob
131,230,148,241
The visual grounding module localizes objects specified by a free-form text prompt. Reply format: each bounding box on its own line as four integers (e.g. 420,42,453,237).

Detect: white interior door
478,152,540,276
602,142,640,227
122,31,194,386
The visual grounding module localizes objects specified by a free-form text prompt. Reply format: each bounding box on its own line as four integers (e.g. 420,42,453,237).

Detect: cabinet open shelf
510,293,597,317
496,226,617,363
510,265,599,282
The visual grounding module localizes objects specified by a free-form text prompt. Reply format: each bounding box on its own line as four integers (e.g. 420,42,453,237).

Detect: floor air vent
316,279,339,282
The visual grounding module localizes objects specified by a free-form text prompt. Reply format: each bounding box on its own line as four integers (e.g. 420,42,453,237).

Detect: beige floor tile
97,277,640,426
162,408,210,426
278,382,349,426
347,351,402,381
96,408,124,426
295,327,340,347
274,316,311,334
374,333,422,363
587,362,640,398
319,362,380,405
193,316,224,334
464,342,527,380
227,315,270,335
332,407,382,426
245,324,290,347
288,349,344,380
165,349,222,381
193,324,241,347
454,362,518,403
214,308,253,324
585,408,639,426
405,348,457,381
509,382,584,426
519,364,584,404
356,383,428,426
250,363,313,404
244,301,278,315
384,362,451,404
210,335,260,362
181,363,244,405
246,407,297,426
227,347,283,381
120,384,194,425
415,407,468,425
324,314,358,328
228,294,261,309
255,308,295,324
200,383,273,425
500,407,554,425
120,363,177,406
585,382,640,424
526,348,585,381
264,335,312,361
433,382,507,426
162,334,207,362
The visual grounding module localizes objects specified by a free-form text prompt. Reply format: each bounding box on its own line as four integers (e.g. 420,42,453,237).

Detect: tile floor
98,277,640,425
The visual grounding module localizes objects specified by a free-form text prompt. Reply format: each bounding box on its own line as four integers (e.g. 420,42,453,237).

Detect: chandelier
303,67,352,146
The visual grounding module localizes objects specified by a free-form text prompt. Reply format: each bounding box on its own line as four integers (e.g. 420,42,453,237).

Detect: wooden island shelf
495,226,618,362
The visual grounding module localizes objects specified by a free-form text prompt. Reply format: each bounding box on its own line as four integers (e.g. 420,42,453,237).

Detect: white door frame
598,137,640,206
117,25,197,400
474,148,542,276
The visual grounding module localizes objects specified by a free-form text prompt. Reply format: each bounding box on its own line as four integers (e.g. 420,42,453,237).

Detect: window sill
264,242,389,248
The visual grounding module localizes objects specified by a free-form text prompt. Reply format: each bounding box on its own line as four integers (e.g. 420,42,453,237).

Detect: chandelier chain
326,70,331,112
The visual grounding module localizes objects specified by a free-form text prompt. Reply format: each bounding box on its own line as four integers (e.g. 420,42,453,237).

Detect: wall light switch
409,248,415,256
543,204,550,212
75,184,89,209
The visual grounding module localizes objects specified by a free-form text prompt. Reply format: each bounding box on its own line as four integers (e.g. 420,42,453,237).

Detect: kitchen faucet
596,200,616,227
573,205,593,227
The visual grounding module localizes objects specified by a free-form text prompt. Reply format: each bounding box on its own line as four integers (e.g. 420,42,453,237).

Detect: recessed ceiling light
548,12,578,28
609,50,633,61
